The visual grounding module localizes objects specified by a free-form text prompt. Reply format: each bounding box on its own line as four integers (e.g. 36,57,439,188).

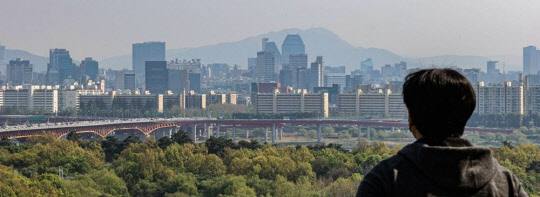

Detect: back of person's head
403,69,476,140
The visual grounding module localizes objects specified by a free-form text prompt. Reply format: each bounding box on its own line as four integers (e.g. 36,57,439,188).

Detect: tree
101,136,124,162
305,130,318,139
200,175,256,197
171,130,193,145
206,136,235,157
323,127,335,135
158,136,174,150
66,131,81,142
0,137,12,147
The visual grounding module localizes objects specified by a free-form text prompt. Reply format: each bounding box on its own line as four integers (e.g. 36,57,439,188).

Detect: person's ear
408,109,422,139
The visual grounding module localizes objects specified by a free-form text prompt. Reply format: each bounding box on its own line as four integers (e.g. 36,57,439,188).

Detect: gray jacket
356,138,528,197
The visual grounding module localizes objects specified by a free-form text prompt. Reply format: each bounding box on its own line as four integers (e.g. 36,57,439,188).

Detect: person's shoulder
356,150,413,197
490,161,529,196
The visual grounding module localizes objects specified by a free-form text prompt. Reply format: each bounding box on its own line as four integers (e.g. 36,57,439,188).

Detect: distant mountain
4,49,48,72
101,27,406,72
407,55,522,71
6,27,523,73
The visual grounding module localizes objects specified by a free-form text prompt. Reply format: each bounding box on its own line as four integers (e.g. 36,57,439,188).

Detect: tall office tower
177,69,190,92
360,58,374,74
264,40,282,73
289,54,308,88
255,51,276,82
7,58,33,85
47,49,73,85
310,56,324,90
261,38,269,51
0,43,5,60
281,34,305,64
463,68,481,83
80,57,99,82
487,60,500,83
247,57,257,77
114,69,135,90
145,61,168,94
208,63,230,77
524,46,540,75
279,64,294,87
189,72,201,93
168,68,190,93
297,67,311,90
132,41,166,86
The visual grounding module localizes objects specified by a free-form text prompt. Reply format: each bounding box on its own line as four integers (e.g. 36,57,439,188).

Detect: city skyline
0,1,538,61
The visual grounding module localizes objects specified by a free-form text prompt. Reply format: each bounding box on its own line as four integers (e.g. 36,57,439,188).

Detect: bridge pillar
233,125,237,143
391,127,395,133
264,127,268,143
168,127,173,138
367,127,371,140
192,125,197,143
216,124,220,137
317,124,322,143
246,129,249,139
204,124,208,139
279,127,282,140
271,124,276,144
358,125,362,140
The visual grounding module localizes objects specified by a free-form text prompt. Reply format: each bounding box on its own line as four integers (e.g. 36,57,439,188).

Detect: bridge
0,118,514,144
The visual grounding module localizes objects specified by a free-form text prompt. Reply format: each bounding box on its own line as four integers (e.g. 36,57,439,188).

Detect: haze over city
3,1,540,196
1,0,539,61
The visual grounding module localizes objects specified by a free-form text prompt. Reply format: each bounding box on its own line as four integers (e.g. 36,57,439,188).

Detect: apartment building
255,89,329,117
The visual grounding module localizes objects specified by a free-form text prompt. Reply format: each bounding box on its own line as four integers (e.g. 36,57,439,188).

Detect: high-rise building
0,43,5,60
47,49,73,85
248,57,257,76
486,60,500,83
262,38,282,73
114,70,135,91
261,38,269,51
7,58,33,85
290,54,308,88
80,57,99,82
279,65,294,88
360,59,374,74
524,46,540,75
463,68,481,83
189,73,201,93
168,68,190,93
474,82,523,115
208,63,230,77
255,89,329,117
310,56,324,90
255,51,276,82
132,41,166,85
281,34,305,64
145,61,168,94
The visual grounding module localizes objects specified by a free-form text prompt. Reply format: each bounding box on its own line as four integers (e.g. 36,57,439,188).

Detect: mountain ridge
2,27,523,73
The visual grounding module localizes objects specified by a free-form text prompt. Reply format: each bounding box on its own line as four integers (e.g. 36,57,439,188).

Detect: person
356,69,528,197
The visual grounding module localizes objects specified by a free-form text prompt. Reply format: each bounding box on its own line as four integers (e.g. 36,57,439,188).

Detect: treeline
467,113,540,129
1,131,540,196
232,112,319,119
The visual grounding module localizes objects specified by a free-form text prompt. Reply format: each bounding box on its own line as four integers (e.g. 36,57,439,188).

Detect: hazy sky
1,0,539,60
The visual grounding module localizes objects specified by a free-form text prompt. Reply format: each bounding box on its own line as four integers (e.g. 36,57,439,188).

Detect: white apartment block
30,89,58,113
2,89,30,109
474,82,523,115
255,89,329,117
338,89,407,118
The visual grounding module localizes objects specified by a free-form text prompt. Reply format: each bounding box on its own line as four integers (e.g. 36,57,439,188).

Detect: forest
0,130,540,197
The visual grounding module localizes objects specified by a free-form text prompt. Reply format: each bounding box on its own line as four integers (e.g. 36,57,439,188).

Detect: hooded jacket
356,138,528,197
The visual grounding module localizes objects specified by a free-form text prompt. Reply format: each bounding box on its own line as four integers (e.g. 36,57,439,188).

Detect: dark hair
402,69,476,139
